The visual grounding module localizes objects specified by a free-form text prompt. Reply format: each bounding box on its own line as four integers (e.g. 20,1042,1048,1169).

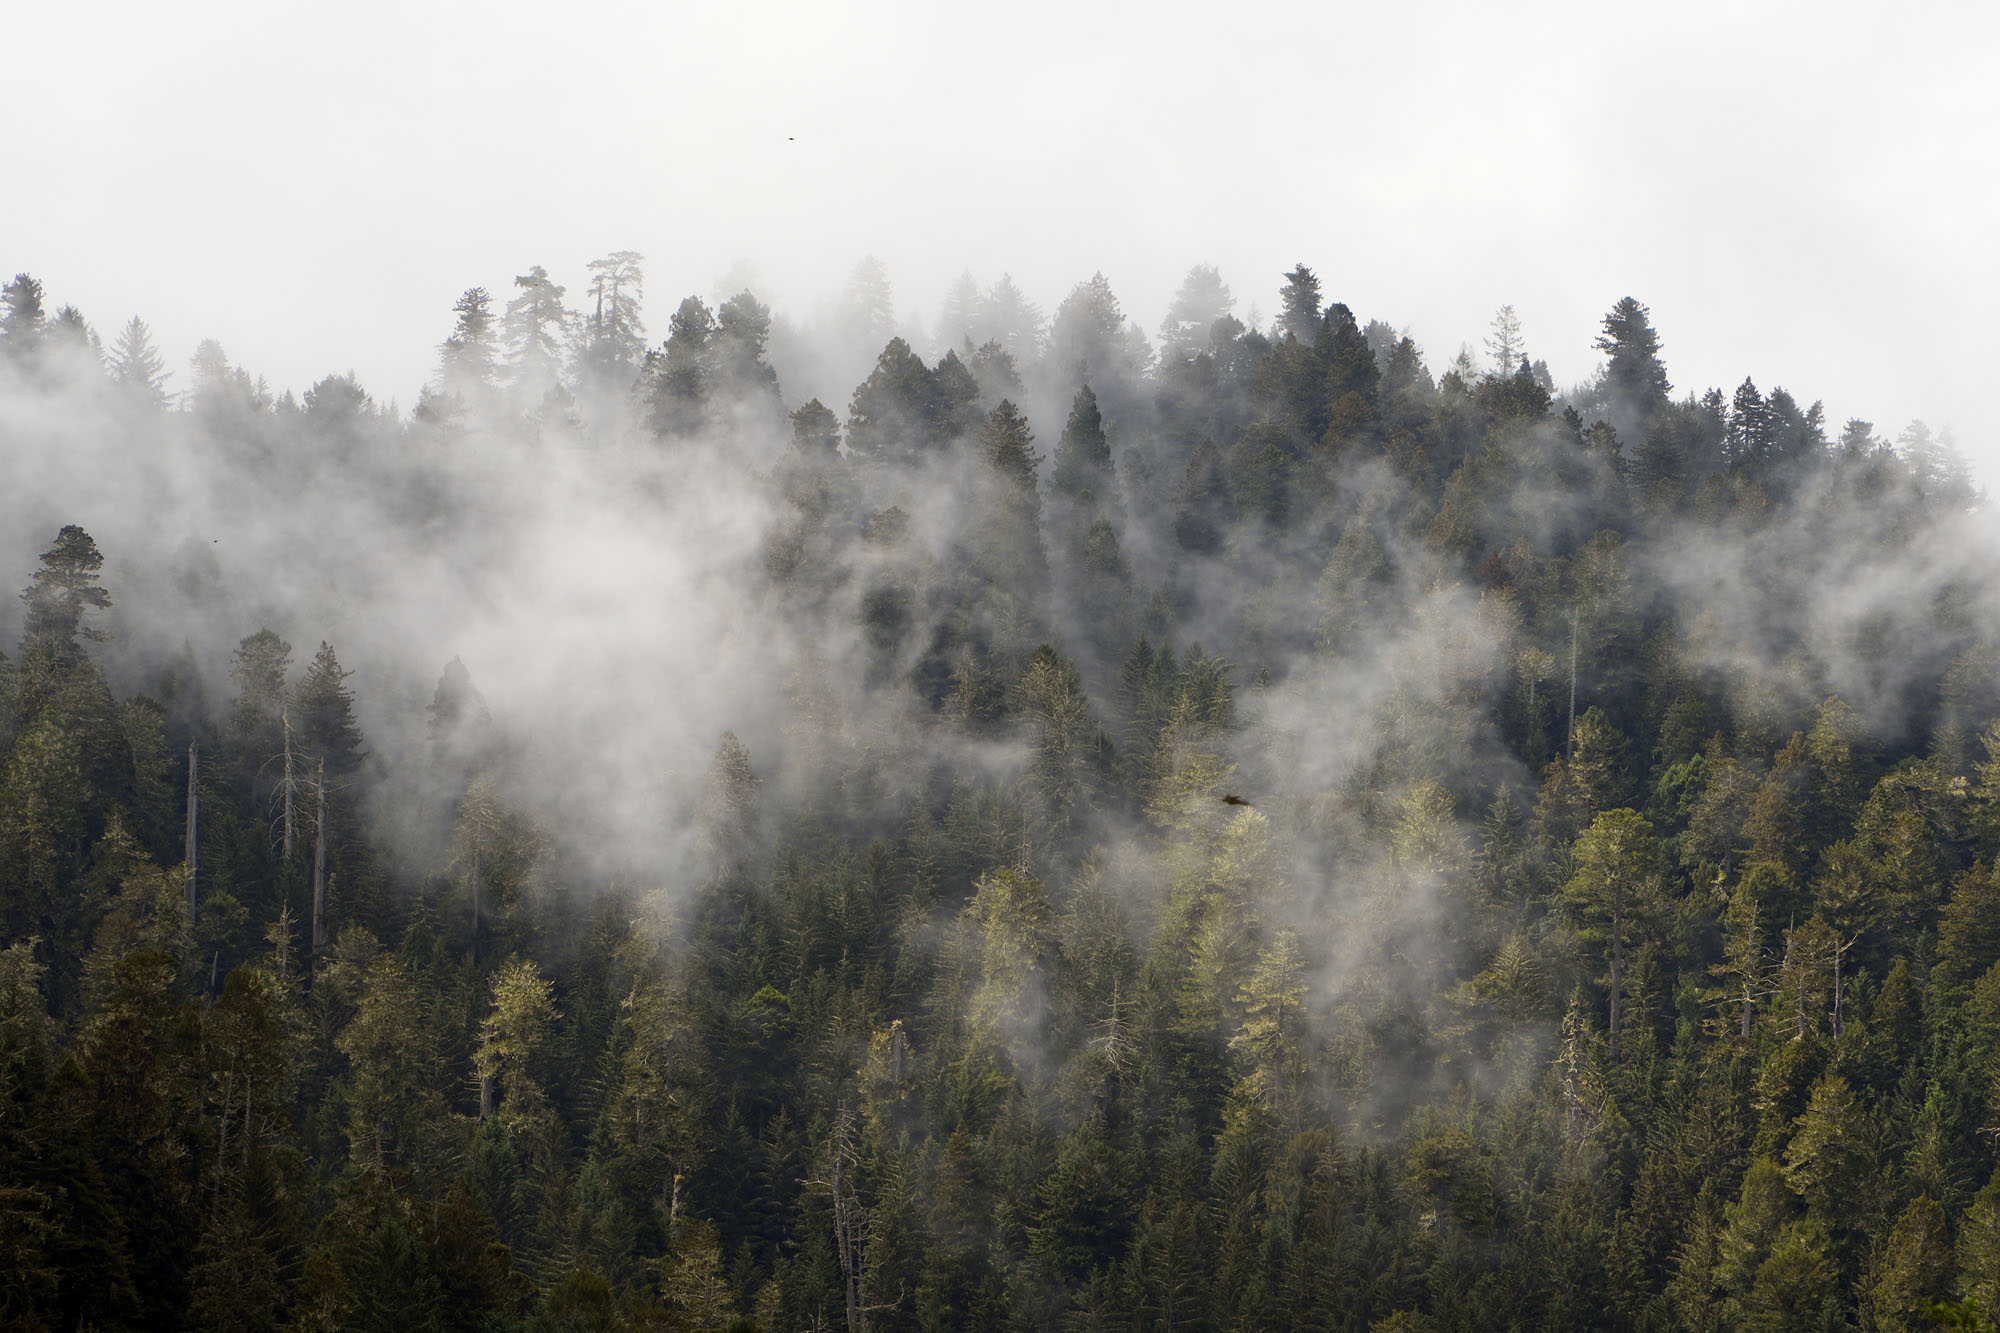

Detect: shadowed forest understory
1,259,1998,1331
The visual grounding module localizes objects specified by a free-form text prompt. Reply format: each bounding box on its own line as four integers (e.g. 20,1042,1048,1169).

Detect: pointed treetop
1278,264,1322,343
22,525,112,655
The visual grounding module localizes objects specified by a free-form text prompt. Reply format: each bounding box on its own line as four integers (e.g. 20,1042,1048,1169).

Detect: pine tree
1158,265,1234,365
647,295,716,437
1049,385,1113,502
578,249,646,391
1561,808,1664,1056
436,286,497,404
107,316,171,408
1230,925,1308,1108
501,264,572,404
0,273,46,360
1484,304,1525,376
293,642,364,778
839,255,897,356
474,958,559,1133
711,289,781,407
1276,264,1321,344
981,400,1040,504
977,274,1043,365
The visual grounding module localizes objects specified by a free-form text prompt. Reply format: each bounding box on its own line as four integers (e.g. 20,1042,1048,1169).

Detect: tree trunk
1566,612,1579,760
281,701,296,859
470,842,481,969
312,760,328,957
1608,878,1623,1059
185,741,199,921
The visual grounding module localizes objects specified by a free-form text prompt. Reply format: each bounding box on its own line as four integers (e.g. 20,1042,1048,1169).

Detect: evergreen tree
502,264,573,405
1595,296,1671,441
107,316,171,408
0,272,46,360
1158,265,1235,365
436,286,498,405
19,525,112,669
646,295,716,438
1276,264,1322,344
294,642,364,778
1049,384,1113,502
578,249,646,391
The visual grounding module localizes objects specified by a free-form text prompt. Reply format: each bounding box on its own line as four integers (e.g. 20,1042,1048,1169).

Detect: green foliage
1,266,1996,1331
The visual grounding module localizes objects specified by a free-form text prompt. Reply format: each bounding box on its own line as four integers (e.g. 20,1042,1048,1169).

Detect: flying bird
1222,794,1251,807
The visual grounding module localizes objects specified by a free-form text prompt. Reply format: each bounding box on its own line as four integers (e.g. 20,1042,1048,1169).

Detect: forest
0,255,1996,1331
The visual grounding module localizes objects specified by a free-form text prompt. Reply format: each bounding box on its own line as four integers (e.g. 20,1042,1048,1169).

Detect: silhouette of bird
1222,794,1251,806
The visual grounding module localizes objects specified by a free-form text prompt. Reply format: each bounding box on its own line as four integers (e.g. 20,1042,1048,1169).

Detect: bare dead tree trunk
186,741,199,921
821,1108,868,1333
1832,933,1856,1036
312,759,328,957
213,1064,232,1217
1608,878,1623,1060
281,701,296,859
1566,611,1579,761
472,842,481,969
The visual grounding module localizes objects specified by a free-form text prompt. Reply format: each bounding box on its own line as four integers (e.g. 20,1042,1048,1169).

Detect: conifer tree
437,286,498,395
1276,263,1321,344
501,264,572,405
293,642,364,778
107,316,171,408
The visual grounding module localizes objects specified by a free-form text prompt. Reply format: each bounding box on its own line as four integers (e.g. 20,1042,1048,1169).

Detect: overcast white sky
9,0,1996,475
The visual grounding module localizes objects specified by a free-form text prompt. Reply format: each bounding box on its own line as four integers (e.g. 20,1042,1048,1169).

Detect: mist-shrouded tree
710,289,781,411
227,628,293,807
19,525,112,670
107,316,171,408
645,294,715,438
1048,271,1148,387
982,398,1041,507
436,286,498,397
1,272,46,360
425,655,489,750
1725,377,1772,471
1172,439,1231,555
293,642,364,779
845,338,979,462
301,372,371,434
1276,263,1321,344
501,264,572,405
785,396,841,464
839,254,896,356
45,306,96,363
1012,644,1095,832
1158,265,1234,366
696,730,760,884
1050,383,1114,501
1594,295,1670,441
187,337,269,427
1485,304,1525,377
977,273,1043,366
1319,301,1379,410
964,399,1049,615
578,249,646,392
938,270,982,352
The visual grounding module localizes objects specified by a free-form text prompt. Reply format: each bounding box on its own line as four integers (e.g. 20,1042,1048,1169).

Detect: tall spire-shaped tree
107,317,171,408
1276,264,1322,344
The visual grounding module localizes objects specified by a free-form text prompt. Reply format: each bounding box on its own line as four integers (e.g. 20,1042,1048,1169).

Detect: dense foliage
0,259,1996,1331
